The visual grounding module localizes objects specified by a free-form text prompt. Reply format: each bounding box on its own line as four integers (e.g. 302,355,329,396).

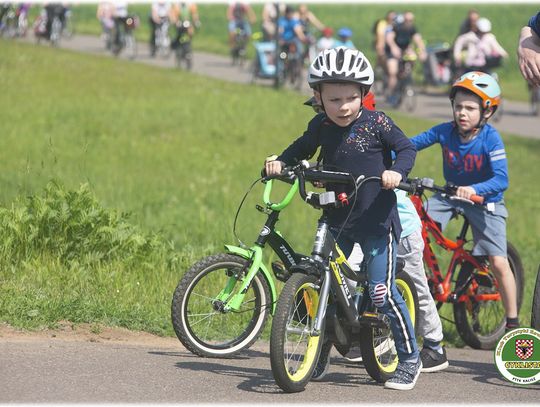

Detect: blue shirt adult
411,122,508,204
278,16,300,42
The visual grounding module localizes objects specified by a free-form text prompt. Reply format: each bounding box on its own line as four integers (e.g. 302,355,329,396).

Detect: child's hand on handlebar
456,186,476,200
264,155,284,176
381,170,402,190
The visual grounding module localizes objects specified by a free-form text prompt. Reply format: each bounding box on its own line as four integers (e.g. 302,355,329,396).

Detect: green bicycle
171,174,307,358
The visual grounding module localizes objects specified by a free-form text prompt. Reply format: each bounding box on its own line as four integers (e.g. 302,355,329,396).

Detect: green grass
61,3,538,102
0,40,538,345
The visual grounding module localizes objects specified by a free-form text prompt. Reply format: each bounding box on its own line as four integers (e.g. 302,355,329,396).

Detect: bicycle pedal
272,261,291,282
359,312,387,328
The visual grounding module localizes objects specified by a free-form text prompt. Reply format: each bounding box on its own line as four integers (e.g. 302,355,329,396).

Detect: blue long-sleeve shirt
411,122,508,203
529,12,540,38
277,110,416,240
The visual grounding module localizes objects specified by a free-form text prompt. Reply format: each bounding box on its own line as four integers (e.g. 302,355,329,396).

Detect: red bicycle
400,177,524,349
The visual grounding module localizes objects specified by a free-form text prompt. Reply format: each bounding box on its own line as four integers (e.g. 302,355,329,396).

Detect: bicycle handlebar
399,177,485,205
263,165,485,210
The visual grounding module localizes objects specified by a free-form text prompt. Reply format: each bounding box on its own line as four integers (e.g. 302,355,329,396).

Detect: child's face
452,90,485,134
315,83,363,127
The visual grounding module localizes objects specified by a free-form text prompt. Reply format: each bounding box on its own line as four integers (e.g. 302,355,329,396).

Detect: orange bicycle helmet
450,71,501,109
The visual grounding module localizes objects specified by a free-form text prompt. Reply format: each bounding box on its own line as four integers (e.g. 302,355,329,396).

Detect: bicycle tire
453,241,524,349
270,273,323,393
171,253,271,358
403,86,417,112
125,34,137,60
531,264,540,330
359,271,419,383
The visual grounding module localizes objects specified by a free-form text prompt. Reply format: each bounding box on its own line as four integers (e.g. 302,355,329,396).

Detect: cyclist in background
227,2,256,52
411,71,520,333
457,8,480,37
518,11,540,86
373,10,396,69
453,17,508,77
316,26,335,53
97,2,114,47
384,11,426,104
44,3,67,40
278,5,307,60
149,1,172,57
334,27,355,49
111,1,130,51
170,2,199,49
261,2,284,41
297,3,324,59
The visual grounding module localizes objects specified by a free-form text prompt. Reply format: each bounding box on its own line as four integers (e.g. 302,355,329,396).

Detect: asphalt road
1,337,538,403
22,33,540,140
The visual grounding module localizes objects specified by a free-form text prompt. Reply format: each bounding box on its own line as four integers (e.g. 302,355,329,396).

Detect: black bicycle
268,162,418,392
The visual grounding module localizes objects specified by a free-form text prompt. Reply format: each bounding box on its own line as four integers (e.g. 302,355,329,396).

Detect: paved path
26,34,540,140
1,337,539,403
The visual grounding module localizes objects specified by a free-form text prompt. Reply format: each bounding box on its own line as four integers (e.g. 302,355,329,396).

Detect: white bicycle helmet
476,18,492,33
308,46,374,90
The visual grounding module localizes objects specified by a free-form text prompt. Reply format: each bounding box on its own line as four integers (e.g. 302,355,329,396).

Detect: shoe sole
345,356,363,362
421,360,449,373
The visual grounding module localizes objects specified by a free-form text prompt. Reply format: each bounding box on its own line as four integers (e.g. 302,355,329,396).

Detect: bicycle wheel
125,33,137,60
270,273,323,393
171,253,271,358
359,271,418,383
403,85,417,112
453,241,524,349
531,265,540,330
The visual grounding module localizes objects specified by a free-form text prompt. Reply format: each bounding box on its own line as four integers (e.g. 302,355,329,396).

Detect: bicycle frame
410,195,500,304
219,179,306,314
305,216,372,337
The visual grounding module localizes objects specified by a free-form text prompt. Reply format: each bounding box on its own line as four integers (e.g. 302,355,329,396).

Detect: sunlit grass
0,39,537,343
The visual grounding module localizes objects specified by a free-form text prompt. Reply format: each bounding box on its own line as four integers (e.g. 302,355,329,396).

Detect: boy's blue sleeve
470,132,509,196
410,125,442,151
277,114,323,165
529,12,540,38
380,114,416,179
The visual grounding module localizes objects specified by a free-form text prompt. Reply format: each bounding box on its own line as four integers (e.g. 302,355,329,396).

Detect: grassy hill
0,39,538,344
64,3,538,101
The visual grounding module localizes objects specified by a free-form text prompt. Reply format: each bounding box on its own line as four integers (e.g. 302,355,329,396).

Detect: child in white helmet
265,47,421,390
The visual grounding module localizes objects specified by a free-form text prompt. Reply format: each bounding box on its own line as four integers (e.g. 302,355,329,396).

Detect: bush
0,181,177,269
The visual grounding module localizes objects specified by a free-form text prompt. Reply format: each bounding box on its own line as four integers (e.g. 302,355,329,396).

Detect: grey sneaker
311,341,332,381
344,345,363,362
384,359,422,391
420,347,449,373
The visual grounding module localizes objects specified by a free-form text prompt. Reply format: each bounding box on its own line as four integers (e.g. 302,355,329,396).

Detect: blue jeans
332,229,419,363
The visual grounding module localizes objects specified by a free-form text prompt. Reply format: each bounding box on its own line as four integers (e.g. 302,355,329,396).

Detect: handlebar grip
397,181,414,193
470,195,484,205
